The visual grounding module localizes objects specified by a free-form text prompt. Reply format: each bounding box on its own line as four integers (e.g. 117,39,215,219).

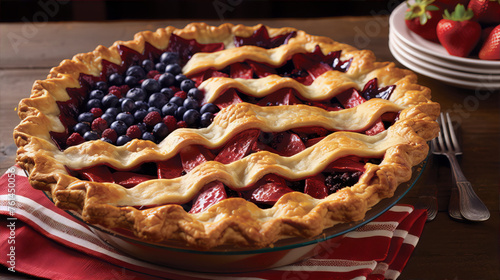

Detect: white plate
390,27,500,75
390,2,500,68
390,31,500,81
389,37,500,89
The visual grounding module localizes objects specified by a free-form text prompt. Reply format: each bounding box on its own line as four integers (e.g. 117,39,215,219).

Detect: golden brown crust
14,23,440,249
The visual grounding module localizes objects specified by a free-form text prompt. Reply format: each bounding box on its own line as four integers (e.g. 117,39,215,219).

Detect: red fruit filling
52,28,401,212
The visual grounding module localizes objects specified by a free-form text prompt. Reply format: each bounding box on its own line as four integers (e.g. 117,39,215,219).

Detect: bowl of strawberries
389,0,500,89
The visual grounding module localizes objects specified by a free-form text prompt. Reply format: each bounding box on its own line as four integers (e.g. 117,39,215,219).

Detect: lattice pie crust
14,23,440,249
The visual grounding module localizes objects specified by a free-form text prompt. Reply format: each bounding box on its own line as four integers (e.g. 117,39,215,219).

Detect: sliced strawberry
112,172,156,188
325,156,366,173
336,88,385,134
79,165,114,183
189,181,227,214
214,129,260,164
336,88,366,109
189,69,229,87
271,131,306,157
247,174,294,205
246,61,277,78
305,136,326,147
180,145,215,173
234,25,297,49
230,63,254,79
213,89,243,109
361,78,395,100
157,155,184,179
256,88,302,106
304,173,329,199
291,126,329,137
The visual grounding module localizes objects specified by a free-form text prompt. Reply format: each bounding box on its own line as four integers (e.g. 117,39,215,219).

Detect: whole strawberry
479,24,500,60
437,4,482,57
405,0,442,42
468,0,500,24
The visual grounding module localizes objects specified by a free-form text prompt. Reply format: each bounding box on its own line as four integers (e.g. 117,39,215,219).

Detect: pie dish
14,23,440,250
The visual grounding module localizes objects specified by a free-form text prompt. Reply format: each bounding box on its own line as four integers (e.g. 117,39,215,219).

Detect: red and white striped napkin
0,165,426,280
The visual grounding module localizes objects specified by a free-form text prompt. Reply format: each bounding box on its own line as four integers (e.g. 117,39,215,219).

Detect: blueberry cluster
68,51,219,147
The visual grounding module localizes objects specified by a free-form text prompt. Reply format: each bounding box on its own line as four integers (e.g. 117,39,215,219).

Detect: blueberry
175,106,187,120
95,81,108,92
153,122,169,140
200,112,214,127
102,94,119,108
165,64,181,75
110,120,128,135
142,132,156,142
109,73,124,86
116,112,134,126
125,75,139,87
74,122,90,135
134,101,149,111
160,52,180,65
183,109,201,127
160,87,174,99
148,107,162,114
126,65,146,79
134,109,148,122
137,122,147,133
83,131,100,141
77,112,95,123
105,107,120,117
187,88,203,100
89,89,105,100
86,99,102,110
200,103,219,114
183,97,199,110
180,79,195,93
101,113,115,125
126,87,147,101
155,62,166,73
148,92,168,108
169,96,185,107
101,137,114,144
120,98,136,112
162,103,178,116
141,59,155,72
116,135,132,146
141,78,161,94
175,74,187,85
159,73,175,88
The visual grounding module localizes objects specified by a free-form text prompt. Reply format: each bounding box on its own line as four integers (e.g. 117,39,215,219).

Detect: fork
431,113,490,222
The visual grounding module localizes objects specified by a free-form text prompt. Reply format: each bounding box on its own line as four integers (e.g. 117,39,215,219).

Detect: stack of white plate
389,2,500,90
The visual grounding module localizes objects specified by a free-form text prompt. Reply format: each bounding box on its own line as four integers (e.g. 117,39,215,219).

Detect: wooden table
1,17,499,279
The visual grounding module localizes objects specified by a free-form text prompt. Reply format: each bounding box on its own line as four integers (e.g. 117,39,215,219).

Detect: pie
14,23,440,249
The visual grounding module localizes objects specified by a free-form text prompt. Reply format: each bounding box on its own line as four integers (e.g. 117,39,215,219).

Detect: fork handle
447,154,490,221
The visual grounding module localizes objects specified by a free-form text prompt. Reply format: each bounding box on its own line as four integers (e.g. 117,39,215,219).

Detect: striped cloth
0,165,426,280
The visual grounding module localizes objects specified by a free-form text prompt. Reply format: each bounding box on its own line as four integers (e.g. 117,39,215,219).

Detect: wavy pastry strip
57,100,404,170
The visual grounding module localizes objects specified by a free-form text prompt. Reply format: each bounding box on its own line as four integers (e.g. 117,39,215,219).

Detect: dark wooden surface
1,16,499,279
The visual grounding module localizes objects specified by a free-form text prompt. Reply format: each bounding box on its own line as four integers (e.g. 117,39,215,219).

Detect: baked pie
14,23,440,249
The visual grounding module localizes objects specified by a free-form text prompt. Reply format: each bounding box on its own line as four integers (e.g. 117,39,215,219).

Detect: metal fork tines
432,113,490,222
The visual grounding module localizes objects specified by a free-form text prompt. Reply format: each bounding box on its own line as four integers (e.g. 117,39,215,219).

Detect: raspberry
153,74,162,81
163,115,177,132
91,117,108,134
147,70,160,79
66,132,85,147
90,107,103,118
143,111,162,127
119,85,130,95
108,86,122,98
126,125,142,139
174,91,187,99
101,128,118,143
176,120,188,128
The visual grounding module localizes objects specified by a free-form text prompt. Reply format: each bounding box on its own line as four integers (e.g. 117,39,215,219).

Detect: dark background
0,0,403,22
